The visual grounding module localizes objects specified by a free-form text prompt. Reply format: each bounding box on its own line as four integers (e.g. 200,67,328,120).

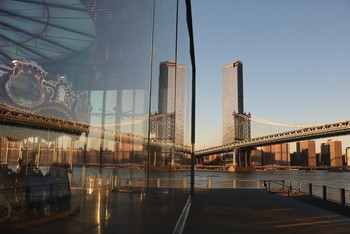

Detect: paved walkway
183,189,350,234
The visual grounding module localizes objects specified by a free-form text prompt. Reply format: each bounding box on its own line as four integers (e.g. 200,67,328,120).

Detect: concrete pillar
171,148,175,168
207,178,212,189
53,140,57,162
182,177,187,188
156,178,161,188
341,188,345,205
153,150,157,167
19,142,23,159
249,150,252,167
323,186,327,200
4,137,9,164
244,150,248,167
232,150,236,167
25,139,28,175
309,183,312,196
232,179,237,188
36,138,41,168
238,149,241,167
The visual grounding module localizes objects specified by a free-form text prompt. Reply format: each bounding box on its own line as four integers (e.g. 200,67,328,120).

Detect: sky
192,0,350,150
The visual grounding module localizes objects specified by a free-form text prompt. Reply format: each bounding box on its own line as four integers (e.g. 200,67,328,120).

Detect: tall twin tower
222,60,250,145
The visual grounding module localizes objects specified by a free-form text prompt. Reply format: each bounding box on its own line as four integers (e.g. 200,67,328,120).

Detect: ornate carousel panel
0,0,96,133
0,59,91,134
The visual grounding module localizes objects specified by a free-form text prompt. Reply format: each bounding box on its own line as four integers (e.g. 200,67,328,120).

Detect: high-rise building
251,149,263,166
290,152,298,166
275,143,290,166
346,147,350,166
330,140,343,166
222,60,245,144
158,61,185,146
297,140,316,166
261,145,275,165
321,140,343,166
261,143,290,166
321,140,332,166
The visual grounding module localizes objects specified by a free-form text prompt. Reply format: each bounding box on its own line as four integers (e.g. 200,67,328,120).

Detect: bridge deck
183,189,350,233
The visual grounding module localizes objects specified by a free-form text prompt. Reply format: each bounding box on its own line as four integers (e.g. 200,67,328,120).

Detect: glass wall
0,0,193,232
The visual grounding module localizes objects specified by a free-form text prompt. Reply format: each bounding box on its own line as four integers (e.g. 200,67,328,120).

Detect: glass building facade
0,0,194,233
222,60,244,145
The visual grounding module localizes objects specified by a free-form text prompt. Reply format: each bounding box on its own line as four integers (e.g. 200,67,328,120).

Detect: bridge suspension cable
249,115,316,128
197,114,329,150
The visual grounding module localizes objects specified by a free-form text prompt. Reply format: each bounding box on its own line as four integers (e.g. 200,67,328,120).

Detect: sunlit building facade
346,147,350,166
321,140,343,167
297,140,316,166
222,60,245,145
261,143,290,166
158,61,186,146
250,149,263,166
0,0,194,232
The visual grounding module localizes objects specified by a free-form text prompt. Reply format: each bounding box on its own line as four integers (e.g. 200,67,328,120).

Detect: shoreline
192,167,350,173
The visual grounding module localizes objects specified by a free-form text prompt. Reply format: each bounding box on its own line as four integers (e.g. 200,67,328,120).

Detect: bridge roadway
195,119,350,157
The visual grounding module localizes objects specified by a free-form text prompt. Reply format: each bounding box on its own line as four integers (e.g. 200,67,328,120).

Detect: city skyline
252,139,346,167
193,0,350,149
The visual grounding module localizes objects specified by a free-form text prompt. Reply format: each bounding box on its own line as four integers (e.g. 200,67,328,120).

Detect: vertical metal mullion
185,0,196,196
145,0,157,232
171,0,179,169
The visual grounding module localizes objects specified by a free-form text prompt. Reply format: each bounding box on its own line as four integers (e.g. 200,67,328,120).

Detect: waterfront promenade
183,189,350,233
3,187,350,233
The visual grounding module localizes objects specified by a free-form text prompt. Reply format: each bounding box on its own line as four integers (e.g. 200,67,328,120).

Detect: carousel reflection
0,161,73,223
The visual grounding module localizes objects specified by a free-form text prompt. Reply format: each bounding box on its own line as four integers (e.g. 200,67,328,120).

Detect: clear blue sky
192,0,350,149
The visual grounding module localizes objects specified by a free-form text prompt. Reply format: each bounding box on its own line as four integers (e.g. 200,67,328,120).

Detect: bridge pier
196,157,204,164
233,150,238,166
249,150,252,166
238,149,241,167
234,148,252,168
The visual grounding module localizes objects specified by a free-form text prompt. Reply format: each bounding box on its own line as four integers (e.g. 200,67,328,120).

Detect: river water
12,164,349,192
194,170,350,190
193,170,350,204
69,168,350,201
69,168,350,189
12,165,348,204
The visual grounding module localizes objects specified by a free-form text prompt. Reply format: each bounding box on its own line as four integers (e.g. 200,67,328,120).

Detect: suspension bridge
195,115,350,157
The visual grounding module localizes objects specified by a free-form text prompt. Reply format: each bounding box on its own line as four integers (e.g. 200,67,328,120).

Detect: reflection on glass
0,0,193,232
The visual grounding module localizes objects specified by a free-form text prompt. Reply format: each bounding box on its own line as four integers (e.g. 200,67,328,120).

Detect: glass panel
147,0,192,232
147,0,177,231
0,0,193,232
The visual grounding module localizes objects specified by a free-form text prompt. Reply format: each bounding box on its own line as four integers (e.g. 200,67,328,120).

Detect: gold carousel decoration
0,60,91,137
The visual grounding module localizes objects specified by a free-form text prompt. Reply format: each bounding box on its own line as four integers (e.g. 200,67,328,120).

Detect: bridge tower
233,112,251,142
